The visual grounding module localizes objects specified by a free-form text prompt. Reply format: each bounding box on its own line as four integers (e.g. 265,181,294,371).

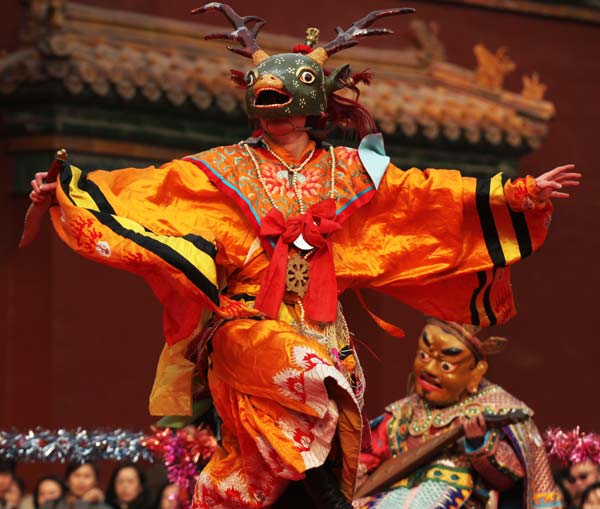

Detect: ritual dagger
18,149,67,248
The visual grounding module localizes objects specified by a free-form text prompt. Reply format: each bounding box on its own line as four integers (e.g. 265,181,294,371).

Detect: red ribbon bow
255,199,341,322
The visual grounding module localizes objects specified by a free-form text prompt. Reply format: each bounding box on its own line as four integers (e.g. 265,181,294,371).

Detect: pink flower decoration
544,427,600,466
143,426,217,509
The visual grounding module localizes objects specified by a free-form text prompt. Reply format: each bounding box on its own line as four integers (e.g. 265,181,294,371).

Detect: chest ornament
254,199,341,322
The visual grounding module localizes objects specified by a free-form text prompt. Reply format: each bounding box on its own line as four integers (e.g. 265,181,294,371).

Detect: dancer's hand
462,413,487,440
29,171,57,205
536,164,581,201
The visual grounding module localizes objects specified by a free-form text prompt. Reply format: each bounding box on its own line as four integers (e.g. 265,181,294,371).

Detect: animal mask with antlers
193,3,414,124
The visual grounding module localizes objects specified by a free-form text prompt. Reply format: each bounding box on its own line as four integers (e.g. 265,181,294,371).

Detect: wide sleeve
50,158,254,344
335,164,553,326
51,159,219,343
465,429,525,490
50,157,255,416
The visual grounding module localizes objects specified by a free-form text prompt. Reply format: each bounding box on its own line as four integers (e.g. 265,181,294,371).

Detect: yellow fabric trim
68,165,101,211
65,165,218,288
489,173,521,264
388,418,403,456
112,214,218,285
424,466,472,488
392,465,473,490
532,492,562,508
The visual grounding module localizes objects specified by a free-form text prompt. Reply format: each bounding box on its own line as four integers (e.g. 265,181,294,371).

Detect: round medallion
286,255,310,297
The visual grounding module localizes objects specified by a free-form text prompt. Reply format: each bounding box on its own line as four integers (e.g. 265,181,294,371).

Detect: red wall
2,0,599,450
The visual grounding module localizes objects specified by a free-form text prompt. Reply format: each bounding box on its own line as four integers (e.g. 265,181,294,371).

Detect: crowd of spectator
0,461,176,509
3,457,600,508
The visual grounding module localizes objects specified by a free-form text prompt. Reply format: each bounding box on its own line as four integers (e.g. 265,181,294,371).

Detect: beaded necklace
241,139,338,323
241,139,336,215
410,385,500,435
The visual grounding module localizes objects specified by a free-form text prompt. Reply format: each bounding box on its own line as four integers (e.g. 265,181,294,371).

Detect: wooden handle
46,148,67,182
18,149,68,248
355,426,462,499
354,409,530,499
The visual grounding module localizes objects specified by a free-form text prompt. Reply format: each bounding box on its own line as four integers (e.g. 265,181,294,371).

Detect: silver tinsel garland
0,428,154,463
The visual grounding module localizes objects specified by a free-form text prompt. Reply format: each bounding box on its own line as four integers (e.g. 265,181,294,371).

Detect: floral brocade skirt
192,318,363,509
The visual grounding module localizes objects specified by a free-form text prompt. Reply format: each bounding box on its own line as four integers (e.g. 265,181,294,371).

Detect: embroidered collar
242,134,331,151
386,381,533,437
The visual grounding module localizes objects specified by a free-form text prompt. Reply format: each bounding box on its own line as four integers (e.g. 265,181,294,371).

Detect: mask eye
245,71,256,86
440,361,454,372
418,350,430,361
298,70,316,84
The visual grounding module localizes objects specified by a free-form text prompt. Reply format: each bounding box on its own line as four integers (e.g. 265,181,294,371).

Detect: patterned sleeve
465,429,526,491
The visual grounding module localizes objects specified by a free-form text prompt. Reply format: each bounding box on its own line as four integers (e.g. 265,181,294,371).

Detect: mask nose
421,362,441,381
254,73,284,92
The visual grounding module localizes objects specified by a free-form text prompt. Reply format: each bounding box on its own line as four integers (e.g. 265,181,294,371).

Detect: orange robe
49,136,551,508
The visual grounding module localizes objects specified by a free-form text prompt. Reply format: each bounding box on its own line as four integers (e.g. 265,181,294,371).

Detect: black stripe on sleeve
89,210,220,306
501,175,533,259
482,267,498,326
77,173,116,215
61,163,219,305
183,234,218,259
60,163,77,206
510,211,533,258
469,271,487,326
476,178,506,267
61,163,117,215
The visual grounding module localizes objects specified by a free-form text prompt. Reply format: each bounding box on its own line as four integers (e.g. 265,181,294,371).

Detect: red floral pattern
69,217,104,253
293,428,315,452
200,485,222,507
186,143,374,221
285,372,306,402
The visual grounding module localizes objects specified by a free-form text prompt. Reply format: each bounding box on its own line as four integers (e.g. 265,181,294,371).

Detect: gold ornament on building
474,44,516,90
521,73,547,101
22,0,66,43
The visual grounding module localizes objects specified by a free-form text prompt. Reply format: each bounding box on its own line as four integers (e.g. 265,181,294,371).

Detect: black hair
33,475,67,509
153,483,177,509
0,460,16,474
64,462,99,483
580,481,600,508
105,464,149,509
554,468,572,508
12,476,25,492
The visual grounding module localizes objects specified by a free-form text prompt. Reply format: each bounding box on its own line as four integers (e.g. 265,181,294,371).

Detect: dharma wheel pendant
286,254,309,297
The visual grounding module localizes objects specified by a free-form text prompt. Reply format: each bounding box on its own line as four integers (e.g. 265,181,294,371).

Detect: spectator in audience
42,463,109,509
5,478,25,509
154,485,177,509
555,468,576,509
0,461,16,509
105,465,149,509
569,461,600,508
34,476,66,509
581,482,600,509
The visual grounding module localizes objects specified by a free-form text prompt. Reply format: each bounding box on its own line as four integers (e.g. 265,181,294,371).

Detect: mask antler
309,7,415,65
191,2,270,65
